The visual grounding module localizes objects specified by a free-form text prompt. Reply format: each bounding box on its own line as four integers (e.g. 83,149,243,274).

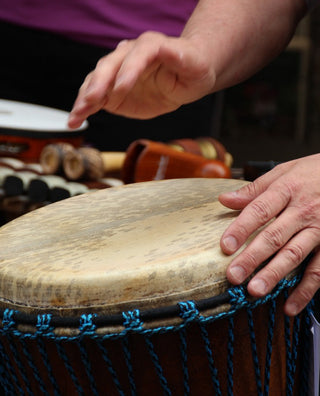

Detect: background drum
0,178,312,395
0,99,87,161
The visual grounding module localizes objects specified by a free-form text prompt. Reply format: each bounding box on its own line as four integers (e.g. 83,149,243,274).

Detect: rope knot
122,309,143,331
179,301,199,322
79,314,97,335
229,285,247,307
36,314,54,334
2,309,16,330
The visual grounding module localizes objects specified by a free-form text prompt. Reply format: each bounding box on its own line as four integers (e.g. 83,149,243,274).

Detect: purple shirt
0,0,197,48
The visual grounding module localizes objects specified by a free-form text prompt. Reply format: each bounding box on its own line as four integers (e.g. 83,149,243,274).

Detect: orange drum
0,99,87,161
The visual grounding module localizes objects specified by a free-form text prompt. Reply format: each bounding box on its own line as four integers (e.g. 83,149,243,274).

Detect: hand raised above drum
219,154,320,316
68,33,217,128
68,0,306,129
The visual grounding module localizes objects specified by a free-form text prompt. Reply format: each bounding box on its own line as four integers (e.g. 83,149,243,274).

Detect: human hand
68,32,216,128
219,154,320,316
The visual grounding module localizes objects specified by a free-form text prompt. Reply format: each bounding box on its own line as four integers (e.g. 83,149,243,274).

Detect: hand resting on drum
219,154,320,317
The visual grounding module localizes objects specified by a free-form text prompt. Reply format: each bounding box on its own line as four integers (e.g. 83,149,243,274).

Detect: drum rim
1,290,232,329
0,264,306,331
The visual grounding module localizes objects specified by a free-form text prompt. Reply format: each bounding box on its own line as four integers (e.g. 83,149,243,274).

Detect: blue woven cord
122,310,143,396
227,316,234,396
0,336,17,395
180,299,225,394
96,339,126,396
19,337,48,395
78,314,99,396
56,340,85,396
121,336,137,396
3,310,29,395
178,327,190,396
247,308,263,395
0,274,311,396
263,299,276,396
145,335,172,396
199,321,222,395
35,314,61,395
36,337,61,396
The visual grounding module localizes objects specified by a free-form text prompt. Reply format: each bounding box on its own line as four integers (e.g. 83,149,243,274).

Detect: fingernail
229,266,246,283
223,236,238,252
67,114,80,129
71,101,85,114
286,301,299,316
220,191,239,198
117,39,128,48
249,278,268,295
114,74,126,90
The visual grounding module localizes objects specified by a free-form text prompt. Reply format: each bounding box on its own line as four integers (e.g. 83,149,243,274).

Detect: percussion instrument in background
40,143,126,181
122,139,231,183
39,142,75,175
0,178,311,395
62,147,126,180
168,136,233,167
0,99,87,161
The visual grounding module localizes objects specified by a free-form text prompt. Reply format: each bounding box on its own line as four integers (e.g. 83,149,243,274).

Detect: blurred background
216,10,320,167
0,7,319,224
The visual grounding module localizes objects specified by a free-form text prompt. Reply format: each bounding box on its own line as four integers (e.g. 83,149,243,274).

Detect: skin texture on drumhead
0,178,249,315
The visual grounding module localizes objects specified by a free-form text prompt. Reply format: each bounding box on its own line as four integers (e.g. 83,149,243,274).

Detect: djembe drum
0,178,312,395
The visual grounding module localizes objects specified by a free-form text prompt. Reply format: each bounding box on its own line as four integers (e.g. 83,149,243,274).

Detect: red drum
0,99,87,161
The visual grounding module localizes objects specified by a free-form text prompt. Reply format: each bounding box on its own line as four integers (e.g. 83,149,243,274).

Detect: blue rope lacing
0,274,312,396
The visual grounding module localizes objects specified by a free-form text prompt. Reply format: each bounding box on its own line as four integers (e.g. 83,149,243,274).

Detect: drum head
0,99,87,136
0,178,249,315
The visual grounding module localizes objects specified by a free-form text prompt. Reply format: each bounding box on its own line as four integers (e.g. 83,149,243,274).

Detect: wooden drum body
0,178,312,395
0,100,87,161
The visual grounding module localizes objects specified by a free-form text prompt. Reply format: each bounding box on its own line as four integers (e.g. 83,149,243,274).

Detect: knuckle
261,228,284,249
240,251,259,273
250,200,272,223
235,223,250,241
282,244,304,265
263,266,282,285
298,202,318,223
242,181,260,198
282,179,299,195
139,31,164,42
292,287,314,305
277,186,291,206
95,56,108,69
305,267,320,285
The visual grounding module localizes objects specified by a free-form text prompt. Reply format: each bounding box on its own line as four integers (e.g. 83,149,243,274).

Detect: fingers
284,250,320,316
68,39,135,128
219,156,320,316
227,222,320,316
103,33,173,113
68,32,181,127
220,183,291,255
218,161,294,210
246,227,320,295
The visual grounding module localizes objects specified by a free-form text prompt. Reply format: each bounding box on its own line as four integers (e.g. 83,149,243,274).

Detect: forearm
182,0,307,92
